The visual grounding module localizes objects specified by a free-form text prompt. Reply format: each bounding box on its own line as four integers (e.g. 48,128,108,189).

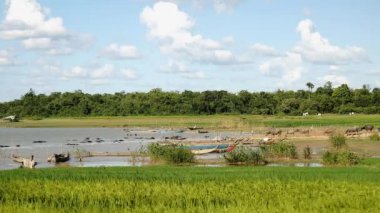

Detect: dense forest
1,82,380,117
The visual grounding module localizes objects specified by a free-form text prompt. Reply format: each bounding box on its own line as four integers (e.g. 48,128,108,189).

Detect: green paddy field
1,165,380,212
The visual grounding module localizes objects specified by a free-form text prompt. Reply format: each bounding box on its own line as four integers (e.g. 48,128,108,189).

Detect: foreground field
1,114,380,129
1,166,380,212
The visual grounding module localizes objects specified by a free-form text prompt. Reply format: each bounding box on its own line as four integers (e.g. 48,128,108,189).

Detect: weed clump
329,134,346,149
148,143,194,164
303,146,311,159
369,132,380,141
261,142,298,159
224,147,267,165
322,151,360,166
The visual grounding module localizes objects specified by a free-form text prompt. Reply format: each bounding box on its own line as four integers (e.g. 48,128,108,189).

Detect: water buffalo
345,127,360,136
266,129,282,136
361,125,374,132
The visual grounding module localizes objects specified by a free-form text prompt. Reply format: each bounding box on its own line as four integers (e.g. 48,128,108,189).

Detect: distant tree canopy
1,83,380,117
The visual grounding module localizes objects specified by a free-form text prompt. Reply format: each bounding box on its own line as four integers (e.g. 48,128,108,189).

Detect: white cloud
0,0,92,55
294,19,368,65
90,64,114,78
102,44,140,59
0,0,67,39
0,50,15,66
140,1,247,79
22,37,52,49
252,43,279,56
161,59,206,79
122,69,139,80
323,74,349,87
257,19,368,85
259,52,305,82
63,66,87,78
213,0,242,13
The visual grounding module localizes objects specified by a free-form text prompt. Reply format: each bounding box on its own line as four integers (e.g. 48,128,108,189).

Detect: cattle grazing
345,127,360,136
324,128,335,135
266,128,282,136
361,125,374,133
317,113,322,116
302,112,309,116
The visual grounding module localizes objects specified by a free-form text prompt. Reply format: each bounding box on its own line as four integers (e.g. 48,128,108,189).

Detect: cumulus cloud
122,69,139,80
161,59,206,79
294,19,368,65
102,44,140,59
0,50,15,66
213,0,242,13
257,19,368,84
63,66,87,78
0,0,66,39
0,0,92,55
259,52,305,82
252,43,279,56
90,64,114,78
323,74,349,87
140,2,247,78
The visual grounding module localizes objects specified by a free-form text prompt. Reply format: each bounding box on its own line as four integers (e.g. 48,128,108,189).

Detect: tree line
1,82,380,118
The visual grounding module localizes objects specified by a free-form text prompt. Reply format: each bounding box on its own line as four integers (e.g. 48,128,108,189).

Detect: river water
0,128,248,170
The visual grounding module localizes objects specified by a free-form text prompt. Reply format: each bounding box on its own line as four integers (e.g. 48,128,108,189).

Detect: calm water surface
0,128,247,170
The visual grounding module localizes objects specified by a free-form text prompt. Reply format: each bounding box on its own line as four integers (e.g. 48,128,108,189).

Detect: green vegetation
369,132,380,141
2,114,380,129
1,166,380,212
1,83,380,118
322,151,361,166
223,147,266,165
303,146,311,159
261,143,298,159
329,134,347,149
148,143,194,164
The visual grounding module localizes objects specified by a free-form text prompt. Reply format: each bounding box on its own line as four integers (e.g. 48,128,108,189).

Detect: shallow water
0,127,248,170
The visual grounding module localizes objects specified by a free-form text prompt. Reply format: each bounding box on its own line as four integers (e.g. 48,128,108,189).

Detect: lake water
0,128,248,170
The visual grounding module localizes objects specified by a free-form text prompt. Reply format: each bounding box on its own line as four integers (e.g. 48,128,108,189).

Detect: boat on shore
47,152,70,163
191,146,218,155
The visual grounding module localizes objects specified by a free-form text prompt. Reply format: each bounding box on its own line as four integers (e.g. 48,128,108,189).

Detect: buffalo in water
361,125,374,133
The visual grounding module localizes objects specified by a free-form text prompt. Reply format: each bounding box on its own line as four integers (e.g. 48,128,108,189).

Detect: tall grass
148,143,194,164
261,143,298,159
223,147,267,165
322,151,360,166
0,166,380,212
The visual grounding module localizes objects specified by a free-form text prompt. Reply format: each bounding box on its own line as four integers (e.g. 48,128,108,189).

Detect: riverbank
1,166,380,212
1,114,380,129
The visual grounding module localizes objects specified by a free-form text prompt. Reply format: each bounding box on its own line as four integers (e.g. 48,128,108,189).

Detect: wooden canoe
191,146,218,155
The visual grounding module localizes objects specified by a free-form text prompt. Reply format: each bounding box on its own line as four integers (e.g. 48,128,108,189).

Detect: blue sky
0,0,379,101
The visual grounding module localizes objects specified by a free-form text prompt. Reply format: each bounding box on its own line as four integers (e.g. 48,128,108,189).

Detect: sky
0,0,379,101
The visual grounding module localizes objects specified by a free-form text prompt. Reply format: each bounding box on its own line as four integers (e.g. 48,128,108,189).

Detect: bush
369,132,380,141
322,151,360,166
329,134,346,149
224,147,266,165
148,143,194,164
261,142,298,159
303,146,311,159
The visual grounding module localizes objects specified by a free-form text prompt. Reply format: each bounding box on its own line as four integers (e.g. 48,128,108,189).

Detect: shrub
322,151,360,166
148,143,194,164
224,147,266,165
329,134,346,149
369,132,380,141
303,146,311,159
261,142,298,159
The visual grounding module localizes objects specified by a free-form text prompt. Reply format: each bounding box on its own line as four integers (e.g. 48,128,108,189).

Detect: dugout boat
47,152,70,163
